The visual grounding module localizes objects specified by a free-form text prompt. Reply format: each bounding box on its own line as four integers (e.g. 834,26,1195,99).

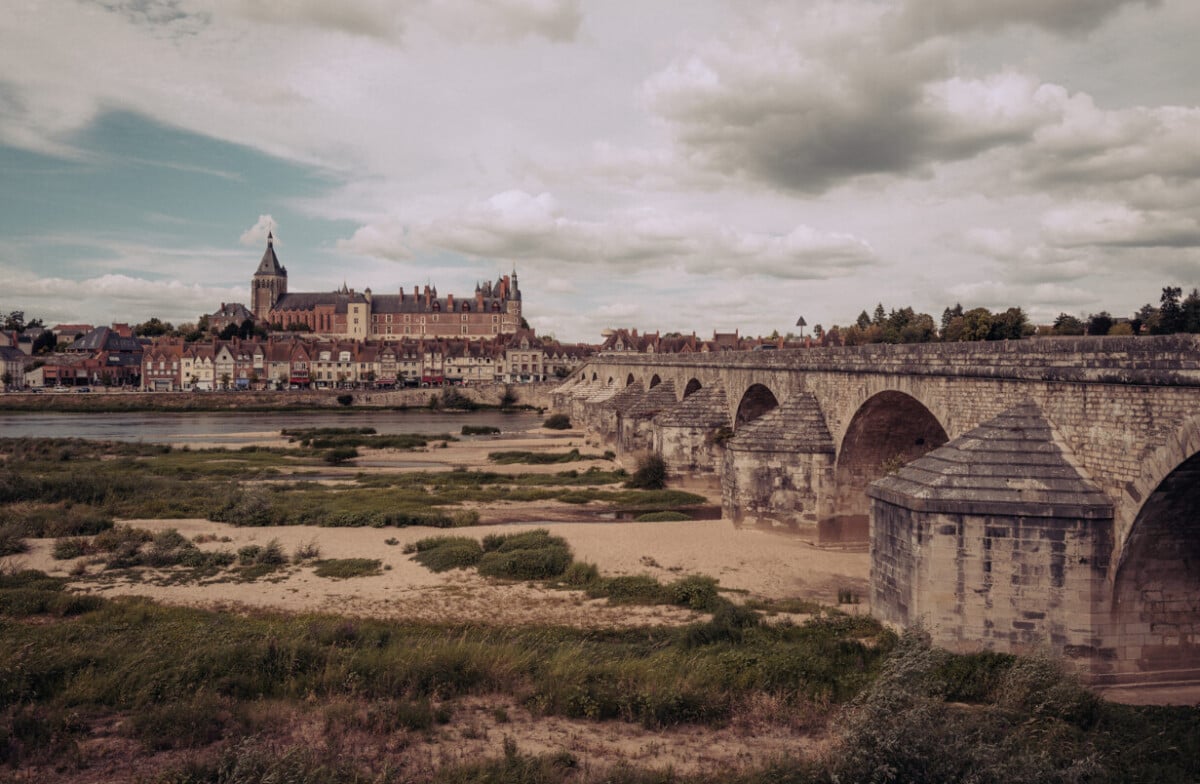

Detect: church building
250,233,522,340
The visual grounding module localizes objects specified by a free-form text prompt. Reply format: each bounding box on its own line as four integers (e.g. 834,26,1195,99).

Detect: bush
562,561,600,587
293,539,321,562
588,574,665,605
462,425,501,435
478,545,572,580
336,393,353,406
635,511,691,522
313,558,383,579
0,523,27,556
52,537,88,560
324,447,359,465
542,414,571,430
625,454,667,490
408,536,484,572
665,575,721,611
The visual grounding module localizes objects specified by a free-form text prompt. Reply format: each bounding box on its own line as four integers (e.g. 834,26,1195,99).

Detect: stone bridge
552,335,1200,685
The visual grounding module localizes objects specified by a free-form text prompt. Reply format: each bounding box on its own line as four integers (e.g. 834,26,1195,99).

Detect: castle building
250,233,522,340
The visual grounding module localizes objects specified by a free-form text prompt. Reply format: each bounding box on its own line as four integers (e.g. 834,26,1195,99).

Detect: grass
488,448,606,464
543,414,571,429
313,558,383,579
0,571,1198,782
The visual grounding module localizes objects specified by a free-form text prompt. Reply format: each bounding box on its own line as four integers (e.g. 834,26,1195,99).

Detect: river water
0,410,544,445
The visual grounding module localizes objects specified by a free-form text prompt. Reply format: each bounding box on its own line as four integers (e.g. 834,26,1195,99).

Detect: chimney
447,293,454,311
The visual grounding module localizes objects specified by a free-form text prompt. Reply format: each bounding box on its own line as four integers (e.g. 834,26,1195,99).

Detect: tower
507,267,522,322
251,232,287,321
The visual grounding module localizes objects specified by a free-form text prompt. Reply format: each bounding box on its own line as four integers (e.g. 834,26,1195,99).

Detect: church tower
251,232,287,321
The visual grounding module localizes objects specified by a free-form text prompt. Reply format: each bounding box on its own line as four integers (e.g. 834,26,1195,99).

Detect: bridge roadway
553,335,1200,685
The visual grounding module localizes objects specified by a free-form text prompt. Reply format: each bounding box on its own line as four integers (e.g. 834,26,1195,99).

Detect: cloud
0,266,244,326
239,215,278,247
338,190,878,280
1040,202,1200,248
895,0,1158,39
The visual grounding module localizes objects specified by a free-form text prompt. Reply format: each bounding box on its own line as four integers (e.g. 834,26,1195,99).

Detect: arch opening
626,373,635,387
591,372,598,382
683,379,702,398
834,391,948,521
606,376,613,386
649,374,662,389
735,384,779,429
1113,450,1200,677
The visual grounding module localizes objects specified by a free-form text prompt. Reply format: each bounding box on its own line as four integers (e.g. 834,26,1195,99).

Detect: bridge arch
591,372,598,382
834,390,948,521
683,378,702,399
649,374,662,389
735,383,779,429
625,373,635,387
1112,434,1200,676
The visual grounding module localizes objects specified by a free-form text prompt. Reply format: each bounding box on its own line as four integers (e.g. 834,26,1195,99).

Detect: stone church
251,233,523,340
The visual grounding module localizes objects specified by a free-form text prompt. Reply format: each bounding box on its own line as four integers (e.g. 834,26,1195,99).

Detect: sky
1,0,1198,342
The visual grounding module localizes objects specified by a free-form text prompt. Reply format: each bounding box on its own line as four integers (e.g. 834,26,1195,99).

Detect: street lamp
795,316,807,339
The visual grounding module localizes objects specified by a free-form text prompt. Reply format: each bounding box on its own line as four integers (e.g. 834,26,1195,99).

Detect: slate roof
273,292,365,313
598,381,644,411
726,392,834,454
867,403,1113,519
655,384,729,428
623,381,677,418
69,327,143,354
255,234,287,277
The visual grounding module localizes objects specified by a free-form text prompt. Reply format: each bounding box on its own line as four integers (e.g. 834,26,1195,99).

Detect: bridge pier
868,404,1117,678
653,384,729,476
616,381,677,459
721,393,837,535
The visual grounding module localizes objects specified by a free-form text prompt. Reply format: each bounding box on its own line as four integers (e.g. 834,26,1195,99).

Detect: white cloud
339,190,878,280
239,215,278,247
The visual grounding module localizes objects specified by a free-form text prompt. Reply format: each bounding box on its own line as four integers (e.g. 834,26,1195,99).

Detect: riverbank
0,381,559,413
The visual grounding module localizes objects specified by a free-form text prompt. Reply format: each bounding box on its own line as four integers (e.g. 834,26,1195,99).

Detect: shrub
237,544,262,565
562,561,600,587
336,393,353,406
462,425,501,435
324,447,359,465
313,558,383,579
478,545,572,580
588,574,665,604
293,539,321,562
52,537,88,560
0,523,27,556
635,511,691,522
665,574,721,611
542,414,571,430
409,536,483,572
625,454,667,490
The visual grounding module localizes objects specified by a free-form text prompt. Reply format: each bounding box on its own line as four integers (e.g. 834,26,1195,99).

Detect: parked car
74,386,91,393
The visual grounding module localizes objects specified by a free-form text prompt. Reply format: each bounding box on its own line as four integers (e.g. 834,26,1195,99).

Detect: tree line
808,285,1200,346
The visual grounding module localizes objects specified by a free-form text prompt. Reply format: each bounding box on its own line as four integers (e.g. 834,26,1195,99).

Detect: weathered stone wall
617,414,657,457
722,448,833,531
871,500,1114,673
656,425,724,475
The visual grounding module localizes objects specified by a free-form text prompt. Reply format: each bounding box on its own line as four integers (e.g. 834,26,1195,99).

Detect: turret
251,232,287,321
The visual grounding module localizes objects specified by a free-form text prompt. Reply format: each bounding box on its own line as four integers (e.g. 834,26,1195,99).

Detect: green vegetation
488,448,607,464
634,510,690,522
624,453,668,490
0,440,701,555
313,558,383,579
0,570,1197,781
282,427,456,450
542,413,571,429
461,425,501,435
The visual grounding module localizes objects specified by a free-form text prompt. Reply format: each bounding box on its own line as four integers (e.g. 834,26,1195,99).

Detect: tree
3,310,25,332
1086,311,1114,336
855,310,871,330
134,317,173,337
1154,286,1184,334
220,373,231,390
872,303,886,326
218,323,239,340
960,308,994,341
31,331,56,354
989,307,1031,340
940,303,963,335
1,371,11,389
1183,289,1200,333
1052,313,1085,336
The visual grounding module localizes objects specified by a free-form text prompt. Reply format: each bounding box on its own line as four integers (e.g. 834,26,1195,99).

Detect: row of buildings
138,330,588,391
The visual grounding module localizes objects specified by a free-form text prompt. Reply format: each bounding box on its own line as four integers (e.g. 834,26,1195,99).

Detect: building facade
249,234,523,341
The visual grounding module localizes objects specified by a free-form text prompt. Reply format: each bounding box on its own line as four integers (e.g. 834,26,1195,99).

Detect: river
0,410,544,445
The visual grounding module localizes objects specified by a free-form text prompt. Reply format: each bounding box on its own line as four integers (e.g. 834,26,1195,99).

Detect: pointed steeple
255,232,286,277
